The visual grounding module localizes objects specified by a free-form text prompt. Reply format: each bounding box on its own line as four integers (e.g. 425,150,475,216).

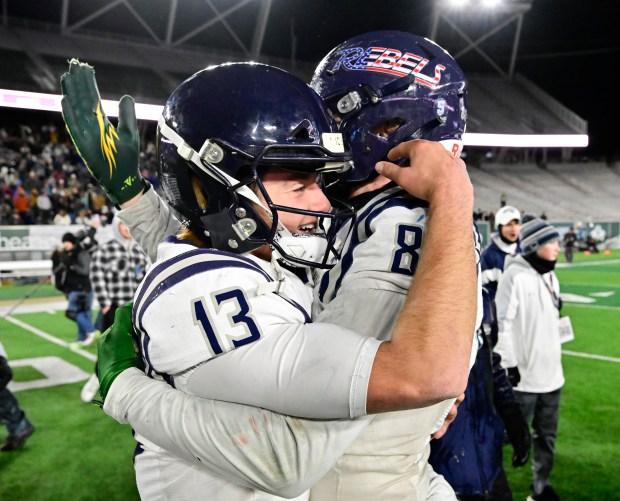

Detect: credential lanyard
542,273,561,313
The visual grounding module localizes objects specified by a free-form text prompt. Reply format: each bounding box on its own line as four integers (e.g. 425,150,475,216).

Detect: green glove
60,58,145,205
96,302,144,403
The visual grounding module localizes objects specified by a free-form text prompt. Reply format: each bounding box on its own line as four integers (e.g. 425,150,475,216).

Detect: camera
73,226,98,251
61,226,97,252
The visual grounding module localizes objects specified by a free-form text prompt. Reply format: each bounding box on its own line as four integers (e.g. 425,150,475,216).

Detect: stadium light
0,88,162,121
0,88,588,149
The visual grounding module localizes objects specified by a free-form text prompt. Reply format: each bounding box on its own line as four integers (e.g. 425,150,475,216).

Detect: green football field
0,250,619,500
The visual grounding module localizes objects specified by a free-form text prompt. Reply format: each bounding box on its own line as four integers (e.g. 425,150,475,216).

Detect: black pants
0,388,27,435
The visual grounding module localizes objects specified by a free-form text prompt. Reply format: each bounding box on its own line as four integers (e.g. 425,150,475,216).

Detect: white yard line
557,259,620,268
562,350,620,364
5,315,97,362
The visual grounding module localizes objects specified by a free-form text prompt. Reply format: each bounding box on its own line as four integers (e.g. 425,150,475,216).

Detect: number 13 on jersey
192,288,262,356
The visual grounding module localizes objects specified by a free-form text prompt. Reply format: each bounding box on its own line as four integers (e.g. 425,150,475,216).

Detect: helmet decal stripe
97,102,119,178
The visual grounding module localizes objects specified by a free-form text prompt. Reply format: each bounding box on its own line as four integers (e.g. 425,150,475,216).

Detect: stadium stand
469,162,620,222
0,1,618,269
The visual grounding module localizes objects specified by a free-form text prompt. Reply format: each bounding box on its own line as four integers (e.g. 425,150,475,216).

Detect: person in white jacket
494,218,564,501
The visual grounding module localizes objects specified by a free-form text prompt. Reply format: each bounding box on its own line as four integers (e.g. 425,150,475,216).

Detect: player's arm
116,187,182,263
106,369,370,497
366,139,477,413
182,141,475,417
97,306,370,496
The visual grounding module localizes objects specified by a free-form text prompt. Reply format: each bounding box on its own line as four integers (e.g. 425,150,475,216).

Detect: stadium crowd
0,117,549,235
0,115,158,227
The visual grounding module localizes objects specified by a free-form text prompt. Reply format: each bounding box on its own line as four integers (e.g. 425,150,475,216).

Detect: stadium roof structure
0,0,589,153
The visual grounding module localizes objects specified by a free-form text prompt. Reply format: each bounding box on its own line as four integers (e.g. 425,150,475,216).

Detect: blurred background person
51,228,98,347
562,227,577,263
430,204,530,500
494,218,564,501
0,341,35,452
80,216,148,402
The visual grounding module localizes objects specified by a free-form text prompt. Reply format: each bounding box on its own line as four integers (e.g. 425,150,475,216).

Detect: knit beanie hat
62,232,77,244
519,218,559,255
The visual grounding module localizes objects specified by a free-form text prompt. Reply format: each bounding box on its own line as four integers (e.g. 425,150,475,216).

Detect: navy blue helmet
157,62,354,268
311,30,468,184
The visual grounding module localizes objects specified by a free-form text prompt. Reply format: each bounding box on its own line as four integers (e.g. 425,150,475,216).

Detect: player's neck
251,244,272,261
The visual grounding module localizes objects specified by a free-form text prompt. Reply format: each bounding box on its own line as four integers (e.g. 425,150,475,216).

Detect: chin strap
272,223,329,268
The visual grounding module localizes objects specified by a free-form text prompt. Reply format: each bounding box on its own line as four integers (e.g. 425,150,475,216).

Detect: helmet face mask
157,62,355,269
311,30,468,184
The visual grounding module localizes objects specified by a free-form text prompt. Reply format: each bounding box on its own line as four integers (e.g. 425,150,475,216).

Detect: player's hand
96,302,143,403
498,402,531,467
432,392,464,440
376,139,473,208
506,366,521,387
60,58,145,205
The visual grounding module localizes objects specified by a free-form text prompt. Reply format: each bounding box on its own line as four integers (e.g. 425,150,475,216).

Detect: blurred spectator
495,219,564,501
12,186,30,224
0,113,154,227
36,189,53,223
0,342,35,451
52,230,99,347
81,216,149,402
562,227,577,263
74,208,93,226
53,208,71,225
90,216,148,332
430,205,530,500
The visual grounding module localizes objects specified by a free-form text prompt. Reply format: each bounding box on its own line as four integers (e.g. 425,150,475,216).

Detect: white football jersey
131,237,384,500
310,185,482,500
133,239,313,376
132,237,380,418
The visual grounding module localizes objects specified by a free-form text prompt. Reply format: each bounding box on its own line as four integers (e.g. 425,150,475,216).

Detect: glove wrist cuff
108,177,147,205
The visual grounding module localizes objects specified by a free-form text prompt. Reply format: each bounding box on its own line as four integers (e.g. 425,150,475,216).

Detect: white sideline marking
7,356,90,392
561,293,595,303
557,259,620,268
563,303,620,311
562,350,620,364
4,315,97,362
0,299,67,316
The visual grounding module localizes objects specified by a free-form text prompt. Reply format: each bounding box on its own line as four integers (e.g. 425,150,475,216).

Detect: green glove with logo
60,58,146,205
96,302,144,404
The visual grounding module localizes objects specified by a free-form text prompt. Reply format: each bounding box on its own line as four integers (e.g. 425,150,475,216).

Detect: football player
61,41,477,501
306,30,482,500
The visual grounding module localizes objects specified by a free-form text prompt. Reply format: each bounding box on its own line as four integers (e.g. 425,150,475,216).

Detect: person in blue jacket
429,205,531,500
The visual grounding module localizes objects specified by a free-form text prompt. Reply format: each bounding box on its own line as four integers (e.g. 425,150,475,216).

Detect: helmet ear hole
289,119,312,140
370,118,405,138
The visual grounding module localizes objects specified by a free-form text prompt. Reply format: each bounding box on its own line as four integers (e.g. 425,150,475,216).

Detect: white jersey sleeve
116,186,182,262
133,240,381,419
106,368,372,498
